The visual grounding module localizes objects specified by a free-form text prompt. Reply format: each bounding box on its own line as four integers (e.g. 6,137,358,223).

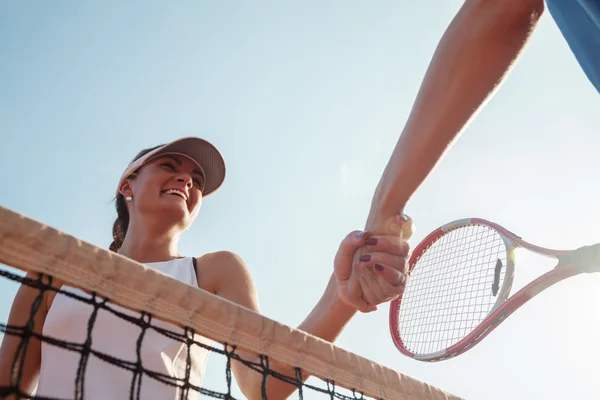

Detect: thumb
334,230,369,278
387,213,415,240
342,230,370,251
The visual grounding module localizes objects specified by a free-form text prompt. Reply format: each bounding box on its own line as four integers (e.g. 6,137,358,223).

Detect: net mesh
0,206,460,400
398,224,508,356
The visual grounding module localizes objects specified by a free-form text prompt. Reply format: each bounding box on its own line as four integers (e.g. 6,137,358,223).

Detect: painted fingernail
359,255,371,262
365,237,378,246
356,231,366,239
374,264,384,272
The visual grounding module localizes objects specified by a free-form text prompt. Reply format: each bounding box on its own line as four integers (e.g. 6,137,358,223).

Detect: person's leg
546,0,600,92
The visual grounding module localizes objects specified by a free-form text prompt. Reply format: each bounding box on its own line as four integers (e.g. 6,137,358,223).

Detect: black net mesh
0,265,378,400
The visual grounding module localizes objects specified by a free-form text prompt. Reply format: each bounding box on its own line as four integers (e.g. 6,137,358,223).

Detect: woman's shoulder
193,251,253,294
195,250,246,267
194,251,260,312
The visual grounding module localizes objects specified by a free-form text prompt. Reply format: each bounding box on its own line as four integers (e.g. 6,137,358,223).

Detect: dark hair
109,145,164,252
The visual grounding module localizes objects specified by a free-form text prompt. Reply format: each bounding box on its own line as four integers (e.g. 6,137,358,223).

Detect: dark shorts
546,0,600,92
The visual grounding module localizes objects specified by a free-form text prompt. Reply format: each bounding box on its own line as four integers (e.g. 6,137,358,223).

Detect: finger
360,269,406,301
356,271,383,311
343,230,371,249
358,265,400,305
397,213,415,240
378,213,414,238
347,262,377,313
364,235,410,258
372,264,407,289
360,252,408,275
335,230,371,282
370,263,406,287
348,281,377,313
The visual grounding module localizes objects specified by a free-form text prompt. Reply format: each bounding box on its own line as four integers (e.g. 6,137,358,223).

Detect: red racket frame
389,217,584,362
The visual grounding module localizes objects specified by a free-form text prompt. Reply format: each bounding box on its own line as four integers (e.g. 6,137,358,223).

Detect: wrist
327,273,359,317
365,212,413,240
365,191,406,233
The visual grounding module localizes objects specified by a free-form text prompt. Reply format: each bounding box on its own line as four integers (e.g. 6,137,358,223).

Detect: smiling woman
0,136,416,400
109,138,221,255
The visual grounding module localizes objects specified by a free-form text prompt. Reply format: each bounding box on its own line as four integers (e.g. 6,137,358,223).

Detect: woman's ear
118,180,133,199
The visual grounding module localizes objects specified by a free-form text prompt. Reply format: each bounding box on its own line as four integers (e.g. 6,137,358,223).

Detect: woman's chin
154,202,190,222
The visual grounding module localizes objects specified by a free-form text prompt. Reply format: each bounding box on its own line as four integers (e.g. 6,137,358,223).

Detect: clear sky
1,1,600,399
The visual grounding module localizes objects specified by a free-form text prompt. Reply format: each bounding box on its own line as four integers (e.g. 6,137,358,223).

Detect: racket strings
398,225,507,355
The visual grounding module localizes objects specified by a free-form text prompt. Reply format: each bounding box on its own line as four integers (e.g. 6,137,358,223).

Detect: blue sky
1,1,600,399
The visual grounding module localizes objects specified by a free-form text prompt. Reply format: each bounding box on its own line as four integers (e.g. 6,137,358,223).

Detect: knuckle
397,257,408,273
376,286,398,302
380,272,407,290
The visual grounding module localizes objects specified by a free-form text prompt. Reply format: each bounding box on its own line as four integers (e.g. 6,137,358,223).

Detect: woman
0,137,411,400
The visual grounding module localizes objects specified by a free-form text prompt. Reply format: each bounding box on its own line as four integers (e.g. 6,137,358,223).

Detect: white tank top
36,257,212,400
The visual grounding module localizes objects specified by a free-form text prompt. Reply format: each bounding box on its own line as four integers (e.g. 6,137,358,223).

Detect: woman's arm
202,230,408,400
0,272,50,398
215,253,354,400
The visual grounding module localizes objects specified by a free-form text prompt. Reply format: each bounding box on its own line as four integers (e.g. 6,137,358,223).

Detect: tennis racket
389,217,600,362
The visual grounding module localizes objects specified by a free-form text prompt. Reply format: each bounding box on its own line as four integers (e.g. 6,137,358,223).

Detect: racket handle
569,243,600,273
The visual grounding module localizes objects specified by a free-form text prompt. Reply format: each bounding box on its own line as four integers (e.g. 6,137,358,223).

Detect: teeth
163,189,186,199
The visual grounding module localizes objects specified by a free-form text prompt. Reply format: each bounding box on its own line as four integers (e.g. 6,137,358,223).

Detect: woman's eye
193,179,203,189
161,163,176,171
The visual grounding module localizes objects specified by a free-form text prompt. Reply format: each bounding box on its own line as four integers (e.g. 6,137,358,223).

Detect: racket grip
570,243,600,273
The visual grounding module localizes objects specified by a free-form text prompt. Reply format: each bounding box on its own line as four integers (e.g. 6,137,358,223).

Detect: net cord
0,206,461,400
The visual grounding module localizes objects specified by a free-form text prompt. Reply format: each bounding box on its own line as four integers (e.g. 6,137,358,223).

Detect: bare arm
204,228,410,400
368,0,544,230
203,251,356,400
0,273,50,398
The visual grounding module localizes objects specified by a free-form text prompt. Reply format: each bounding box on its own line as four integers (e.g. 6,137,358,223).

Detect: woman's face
122,154,206,231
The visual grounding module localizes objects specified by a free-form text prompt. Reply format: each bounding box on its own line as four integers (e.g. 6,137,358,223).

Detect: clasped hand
334,214,413,313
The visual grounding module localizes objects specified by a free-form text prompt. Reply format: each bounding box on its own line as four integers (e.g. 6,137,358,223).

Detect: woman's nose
176,175,193,188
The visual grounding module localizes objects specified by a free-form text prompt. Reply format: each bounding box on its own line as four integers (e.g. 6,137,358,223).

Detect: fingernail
400,213,408,221
398,274,406,285
356,231,366,239
365,237,378,246
374,264,384,272
359,255,371,262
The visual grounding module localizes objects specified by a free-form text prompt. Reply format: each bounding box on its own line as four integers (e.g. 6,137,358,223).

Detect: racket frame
389,217,580,362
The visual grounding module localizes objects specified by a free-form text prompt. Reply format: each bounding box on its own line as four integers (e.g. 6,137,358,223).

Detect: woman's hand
334,213,413,313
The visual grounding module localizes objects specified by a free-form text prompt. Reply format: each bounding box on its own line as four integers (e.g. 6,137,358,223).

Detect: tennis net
0,206,461,400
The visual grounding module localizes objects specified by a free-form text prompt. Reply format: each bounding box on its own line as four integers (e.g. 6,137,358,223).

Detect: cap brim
116,137,226,197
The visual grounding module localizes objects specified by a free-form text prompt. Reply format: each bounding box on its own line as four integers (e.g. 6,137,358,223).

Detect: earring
125,196,132,202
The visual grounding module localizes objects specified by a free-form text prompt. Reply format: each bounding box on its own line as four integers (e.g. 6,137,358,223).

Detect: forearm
297,273,357,341
367,0,544,231
241,274,355,399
